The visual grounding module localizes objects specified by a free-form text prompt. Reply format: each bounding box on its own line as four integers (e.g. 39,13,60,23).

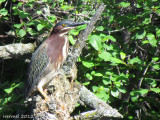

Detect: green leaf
111,88,119,98
76,24,87,31
142,40,149,45
150,88,160,93
85,73,93,80
128,57,142,65
4,88,13,94
17,2,23,7
120,52,126,60
105,35,116,42
37,24,44,31
142,18,150,24
130,89,148,96
47,15,56,23
95,91,109,102
131,96,138,102
156,29,160,37
83,81,90,85
102,76,111,85
114,81,121,87
96,26,104,31
117,86,127,93
26,27,36,36
152,64,160,70
89,35,102,50
146,33,157,47
98,51,112,61
156,9,160,15
0,8,8,16
135,30,146,39
19,29,26,37
69,35,75,45
14,24,22,29
82,60,94,68
2,96,11,105
135,3,142,8
110,57,124,64
152,57,159,62
19,11,29,18
4,82,23,94
61,5,73,11
92,86,99,92
119,2,130,7
0,0,6,4
70,29,79,35
37,10,42,15
91,72,103,77
145,78,157,87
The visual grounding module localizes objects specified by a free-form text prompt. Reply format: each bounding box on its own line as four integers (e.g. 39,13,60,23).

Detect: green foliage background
0,0,160,119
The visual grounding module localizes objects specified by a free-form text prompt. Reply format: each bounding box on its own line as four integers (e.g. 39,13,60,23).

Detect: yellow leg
37,86,50,101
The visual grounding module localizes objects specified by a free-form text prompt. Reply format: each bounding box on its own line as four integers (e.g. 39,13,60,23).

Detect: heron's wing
25,43,50,97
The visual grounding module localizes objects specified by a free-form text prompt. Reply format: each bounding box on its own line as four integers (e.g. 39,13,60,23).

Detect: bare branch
0,43,35,59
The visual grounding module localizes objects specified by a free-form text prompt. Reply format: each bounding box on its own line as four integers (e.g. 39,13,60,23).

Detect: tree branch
0,43,35,59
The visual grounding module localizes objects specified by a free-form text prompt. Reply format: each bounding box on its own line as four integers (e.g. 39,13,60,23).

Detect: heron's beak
69,21,86,27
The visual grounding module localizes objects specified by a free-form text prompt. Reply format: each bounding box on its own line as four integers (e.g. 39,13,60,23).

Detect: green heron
26,20,86,101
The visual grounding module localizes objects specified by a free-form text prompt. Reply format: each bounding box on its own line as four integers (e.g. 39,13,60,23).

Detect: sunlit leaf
135,30,146,39
130,89,148,96
145,78,157,87
89,35,102,50
117,86,127,93
0,8,8,16
128,57,142,65
110,57,124,64
14,24,22,29
92,86,99,92
119,2,130,7
61,5,73,11
0,0,6,4
37,10,42,15
37,24,44,31
96,26,104,31
120,52,126,60
156,29,160,37
150,88,160,93
69,35,75,45
146,33,157,47
85,73,93,80
102,76,111,85
105,35,116,42
82,60,94,68
19,29,26,37
98,51,112,61
152,57,159,62
111,88,119,98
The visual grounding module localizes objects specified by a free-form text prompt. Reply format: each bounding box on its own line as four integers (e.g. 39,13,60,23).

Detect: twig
138,62,151,88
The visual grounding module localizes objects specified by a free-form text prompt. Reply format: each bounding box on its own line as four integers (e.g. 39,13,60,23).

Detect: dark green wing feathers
26,43,50,97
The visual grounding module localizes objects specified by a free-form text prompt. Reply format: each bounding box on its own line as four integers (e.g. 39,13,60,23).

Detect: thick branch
0,43,35,59
78,86,123,119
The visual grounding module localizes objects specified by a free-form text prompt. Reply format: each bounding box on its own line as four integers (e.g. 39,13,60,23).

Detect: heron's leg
37,84,50,101
37,71,63,101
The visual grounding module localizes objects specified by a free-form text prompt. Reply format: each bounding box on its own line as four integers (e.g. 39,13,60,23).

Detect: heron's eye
62,24,66,27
